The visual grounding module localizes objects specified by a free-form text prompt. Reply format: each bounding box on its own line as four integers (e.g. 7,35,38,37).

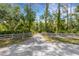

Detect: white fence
41,33,79,39
0,33,79,40
0,33,32,40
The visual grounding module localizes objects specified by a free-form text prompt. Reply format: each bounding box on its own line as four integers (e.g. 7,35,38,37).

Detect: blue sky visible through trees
16,3,79,21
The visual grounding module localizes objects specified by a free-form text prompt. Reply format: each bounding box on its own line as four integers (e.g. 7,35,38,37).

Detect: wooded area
0,3,79,34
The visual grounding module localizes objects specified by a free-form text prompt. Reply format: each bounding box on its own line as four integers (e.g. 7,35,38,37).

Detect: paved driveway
0,33,79,56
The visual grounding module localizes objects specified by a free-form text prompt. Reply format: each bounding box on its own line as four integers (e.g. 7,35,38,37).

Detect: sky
18,3,79,20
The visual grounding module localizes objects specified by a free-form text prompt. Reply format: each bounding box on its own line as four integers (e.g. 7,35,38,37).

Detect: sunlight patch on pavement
0,47,10,55
15,44,32,53
33,51,45,56
32,33,47,41
0,33,79,56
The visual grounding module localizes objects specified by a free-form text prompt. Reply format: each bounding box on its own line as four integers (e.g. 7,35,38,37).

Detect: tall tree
56,3,61,33
0,4,12,21
24,4,36,32
45,3,49,31
61,4,69,32
66,4,69,31
40,3,50,32
75,5,79,22
75,5,79,31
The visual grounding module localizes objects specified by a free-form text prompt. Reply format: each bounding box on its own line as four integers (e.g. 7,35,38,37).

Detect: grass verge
42,33,79,44
54,37,79,44
0,37,31,48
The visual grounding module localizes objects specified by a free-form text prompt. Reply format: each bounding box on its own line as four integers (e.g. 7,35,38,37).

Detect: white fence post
11,34,13,39
22,32,24,40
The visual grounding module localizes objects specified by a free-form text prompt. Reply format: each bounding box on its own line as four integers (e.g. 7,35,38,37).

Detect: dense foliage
0,3,79,34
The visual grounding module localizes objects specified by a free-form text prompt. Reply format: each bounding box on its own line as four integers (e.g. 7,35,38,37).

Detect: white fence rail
0,33,32,40
41,33,79,39
1,33,79,40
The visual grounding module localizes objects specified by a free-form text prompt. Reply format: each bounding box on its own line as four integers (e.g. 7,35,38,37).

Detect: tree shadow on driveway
0,34,79,56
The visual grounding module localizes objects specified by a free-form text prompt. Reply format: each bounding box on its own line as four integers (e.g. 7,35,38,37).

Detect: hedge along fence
0,33,32,40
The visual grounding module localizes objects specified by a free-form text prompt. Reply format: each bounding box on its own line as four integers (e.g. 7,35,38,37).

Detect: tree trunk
66,4,69,31
45,3,49,31
56,3,61,33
